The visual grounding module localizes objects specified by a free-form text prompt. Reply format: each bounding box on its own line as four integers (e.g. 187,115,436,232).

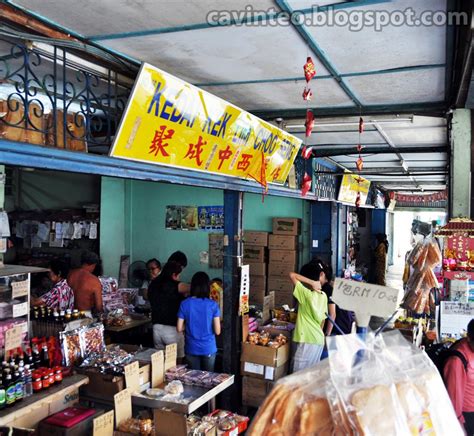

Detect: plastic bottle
23,365,33,398
41,345,50,368
14,370,23,402
5,373,15,407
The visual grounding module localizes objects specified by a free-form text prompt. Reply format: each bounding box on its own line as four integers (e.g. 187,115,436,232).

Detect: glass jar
54,367,63,383
32,372,42,392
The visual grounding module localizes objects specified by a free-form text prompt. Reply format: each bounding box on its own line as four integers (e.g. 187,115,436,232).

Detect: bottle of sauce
23,365,33,398
72,309,80,320
0,376,6,410
64,310,72,323
5,372,15,407
14,369,23,402
59,311,65,324
53,311,60,323
41,345,50,368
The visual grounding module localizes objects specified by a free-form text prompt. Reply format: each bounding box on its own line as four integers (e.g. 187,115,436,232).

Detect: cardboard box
273,290,295,307
258,320,295,339
242,376,275,408
250,275,267,291
267,276,293,292
272,217,301,235
268,235,298,250
241,341,290,367
269,249,298,264
240,360,289,381
262,292,275,322
244,245,267,263
154,410,216,436
244,231,269,246
249,288,266,305
248,262,266,277
268,262,297,277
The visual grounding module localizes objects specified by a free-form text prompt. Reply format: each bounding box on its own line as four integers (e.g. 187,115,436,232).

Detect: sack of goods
248,330,463,436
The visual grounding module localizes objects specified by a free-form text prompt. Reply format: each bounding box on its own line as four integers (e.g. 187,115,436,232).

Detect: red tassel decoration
301,173,312,197
355,191,361,208
359,117,364,134
356,157,364,172
305,110,314,137
302,146,313,160
303,57,316,83
302,87,313,101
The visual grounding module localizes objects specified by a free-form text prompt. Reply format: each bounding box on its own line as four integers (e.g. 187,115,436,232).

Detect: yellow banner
110,63,302,185
338,173,371,204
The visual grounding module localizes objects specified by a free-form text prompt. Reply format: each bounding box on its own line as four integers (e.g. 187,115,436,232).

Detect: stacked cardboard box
243,231,269,305
268,218,301,307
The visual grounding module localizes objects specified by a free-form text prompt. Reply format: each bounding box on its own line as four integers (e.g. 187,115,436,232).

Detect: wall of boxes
241,218,300,408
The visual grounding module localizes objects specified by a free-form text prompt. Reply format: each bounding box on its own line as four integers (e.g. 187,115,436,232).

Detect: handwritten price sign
93,410,114,436
333,278,402,327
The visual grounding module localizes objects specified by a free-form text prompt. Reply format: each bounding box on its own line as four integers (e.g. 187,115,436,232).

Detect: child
177,272,221,371
289,262,328,373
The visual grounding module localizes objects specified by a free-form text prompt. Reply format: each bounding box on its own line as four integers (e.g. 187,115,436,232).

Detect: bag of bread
248,359,336,436
380,331,463,435
326,333,411,436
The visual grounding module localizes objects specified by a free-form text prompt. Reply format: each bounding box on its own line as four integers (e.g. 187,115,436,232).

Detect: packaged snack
165,380,184,395
60,329,82,366
81,323,105,355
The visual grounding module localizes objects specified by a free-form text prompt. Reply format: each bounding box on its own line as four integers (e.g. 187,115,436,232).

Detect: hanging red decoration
303,57,316,83
305,110,314,137
301,173,312,197
357,144,363,153
302,87,313,101
359,117,364,134
356,157,364,172
355,191,361,208
302,146,313,160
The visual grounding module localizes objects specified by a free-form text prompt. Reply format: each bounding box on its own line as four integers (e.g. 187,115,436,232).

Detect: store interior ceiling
2,0,473,193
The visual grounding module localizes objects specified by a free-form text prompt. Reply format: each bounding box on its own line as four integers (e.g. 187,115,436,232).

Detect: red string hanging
354,116,365,208
305,110,314,138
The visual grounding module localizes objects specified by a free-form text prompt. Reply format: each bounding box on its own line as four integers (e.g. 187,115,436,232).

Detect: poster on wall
165,206,182,230
338,173,371,205
209,234,224,269
180,206,198,231
198,206,224,231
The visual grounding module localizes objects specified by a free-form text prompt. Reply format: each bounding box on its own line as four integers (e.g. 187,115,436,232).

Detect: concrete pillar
451,109,471,218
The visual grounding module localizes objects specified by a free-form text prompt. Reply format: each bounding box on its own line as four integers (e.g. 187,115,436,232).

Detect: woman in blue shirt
177,272,221,371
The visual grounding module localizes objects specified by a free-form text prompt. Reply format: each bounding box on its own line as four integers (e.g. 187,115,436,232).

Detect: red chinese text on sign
184,135,207,166
217,145,233,170
237,153,253,172
148,125,175,157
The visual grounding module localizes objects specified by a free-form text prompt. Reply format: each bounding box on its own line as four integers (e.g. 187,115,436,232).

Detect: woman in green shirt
290,261,329,373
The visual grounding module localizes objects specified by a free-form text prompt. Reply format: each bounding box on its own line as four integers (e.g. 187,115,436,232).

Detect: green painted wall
243,193,310,266
100,179,311,280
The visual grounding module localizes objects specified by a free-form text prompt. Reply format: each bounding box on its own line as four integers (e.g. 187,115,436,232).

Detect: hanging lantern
357,144,363,153
301,173,312,197
356,157,364,172
303,57,316,83
301,146,313,160
305,110,315,137
302,87,313,101
359,117,364,134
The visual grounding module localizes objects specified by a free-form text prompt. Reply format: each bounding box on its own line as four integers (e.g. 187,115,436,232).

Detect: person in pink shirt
444,319,474,434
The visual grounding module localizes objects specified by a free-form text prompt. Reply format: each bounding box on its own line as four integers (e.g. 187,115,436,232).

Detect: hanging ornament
301,173,312,197
359,117,364,134
302,146,313,160
356,157,364,172
303,57,316,83
357,144,363,153
355,191,361,208
305,110,314,137
302,87,313,101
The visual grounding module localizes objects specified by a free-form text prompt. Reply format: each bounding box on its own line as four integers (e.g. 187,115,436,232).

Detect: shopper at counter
31,259,74,311
177,272,221,371
445,319,474,433
374,233,388,286
139,258,162,302
289,263,328,373
67,251,103,314
149,261,190,360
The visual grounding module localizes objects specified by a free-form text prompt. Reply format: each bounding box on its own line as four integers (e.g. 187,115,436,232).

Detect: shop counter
132,375,235,414
0,374,89,428
104,318,151,333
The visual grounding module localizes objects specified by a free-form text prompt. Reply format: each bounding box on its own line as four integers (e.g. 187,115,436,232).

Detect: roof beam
312,145,447,157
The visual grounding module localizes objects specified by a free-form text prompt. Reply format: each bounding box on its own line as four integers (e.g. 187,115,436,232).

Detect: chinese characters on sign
110,63,301,186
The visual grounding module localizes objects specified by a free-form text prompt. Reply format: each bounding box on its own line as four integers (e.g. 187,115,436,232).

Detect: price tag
124,361,140,393
11,280,29,298
93,410,114,436
5,325,23,352
113,388,132,427
164,343,177,371
151,351,164,388
12,302,28,318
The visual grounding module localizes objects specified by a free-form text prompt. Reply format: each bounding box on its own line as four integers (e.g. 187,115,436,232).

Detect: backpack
426,341,468,381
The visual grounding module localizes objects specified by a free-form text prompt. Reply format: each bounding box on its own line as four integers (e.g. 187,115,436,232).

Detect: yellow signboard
338,173,371,204
110,63,301,185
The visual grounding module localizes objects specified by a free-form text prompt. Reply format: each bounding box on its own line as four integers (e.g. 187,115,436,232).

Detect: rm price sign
110,63,301,186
